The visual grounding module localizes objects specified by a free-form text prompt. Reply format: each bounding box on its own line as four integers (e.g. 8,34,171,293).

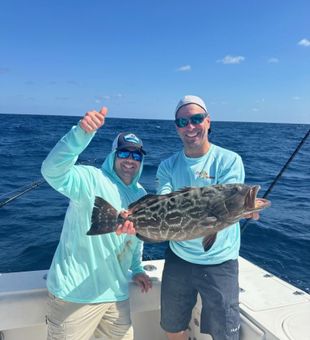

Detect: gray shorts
160,247,240,340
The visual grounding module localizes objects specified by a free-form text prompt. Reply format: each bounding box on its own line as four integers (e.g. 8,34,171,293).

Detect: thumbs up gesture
80,107,108,133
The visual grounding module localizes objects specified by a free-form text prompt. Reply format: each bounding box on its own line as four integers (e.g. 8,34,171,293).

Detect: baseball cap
175,95,209,116
112,132,146,155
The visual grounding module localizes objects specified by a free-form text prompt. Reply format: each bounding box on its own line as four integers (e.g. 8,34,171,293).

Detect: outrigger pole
241,128,310,234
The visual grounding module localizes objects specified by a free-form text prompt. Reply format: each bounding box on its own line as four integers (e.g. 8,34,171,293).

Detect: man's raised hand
80,107,108,133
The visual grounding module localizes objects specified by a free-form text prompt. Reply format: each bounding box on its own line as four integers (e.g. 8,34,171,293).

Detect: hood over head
101,132,145,191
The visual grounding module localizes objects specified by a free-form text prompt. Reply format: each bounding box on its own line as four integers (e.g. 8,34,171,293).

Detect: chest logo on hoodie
196,170,215,179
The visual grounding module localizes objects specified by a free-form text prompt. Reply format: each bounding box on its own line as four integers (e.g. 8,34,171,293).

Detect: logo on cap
123,133,140,144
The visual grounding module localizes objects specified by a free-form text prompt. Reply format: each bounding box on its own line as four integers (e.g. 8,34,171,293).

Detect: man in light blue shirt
156,96,258,340
41,107,151,340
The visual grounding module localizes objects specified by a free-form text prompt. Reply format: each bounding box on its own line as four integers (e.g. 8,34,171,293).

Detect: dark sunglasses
175,113,208,128
116,149,143,162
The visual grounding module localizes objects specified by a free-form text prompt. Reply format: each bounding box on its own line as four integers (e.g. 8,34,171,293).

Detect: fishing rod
241,128,310,234
0,159,95,209
0,179,46,208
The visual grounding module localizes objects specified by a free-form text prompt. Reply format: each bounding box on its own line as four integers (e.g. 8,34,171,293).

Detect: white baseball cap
175,95,208,116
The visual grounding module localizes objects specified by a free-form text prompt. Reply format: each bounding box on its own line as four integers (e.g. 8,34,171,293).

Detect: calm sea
0,113,309,292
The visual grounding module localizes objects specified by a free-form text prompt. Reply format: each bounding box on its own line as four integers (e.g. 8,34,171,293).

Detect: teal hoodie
41,123,146,303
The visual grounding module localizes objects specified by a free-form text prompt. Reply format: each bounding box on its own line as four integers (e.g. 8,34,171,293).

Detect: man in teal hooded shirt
41,107,151,340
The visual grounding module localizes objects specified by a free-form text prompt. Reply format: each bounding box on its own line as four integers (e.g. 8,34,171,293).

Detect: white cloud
298,38,310,47
217,55,245,64
94,96,109,103
252,108,259,112
292,96,301,100
268,58,279,63
176,65,191,72
95,94,123,103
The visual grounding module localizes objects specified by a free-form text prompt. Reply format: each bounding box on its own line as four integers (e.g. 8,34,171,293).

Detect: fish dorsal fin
171,186,198,195
129,187,198,208
128,193,171,212
128,194,156,208
128,194,157,209
178,186,195,192
128,187,202,215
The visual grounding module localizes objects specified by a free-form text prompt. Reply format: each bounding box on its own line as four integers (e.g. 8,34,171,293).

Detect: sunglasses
116,149,143,162
175,113,208,128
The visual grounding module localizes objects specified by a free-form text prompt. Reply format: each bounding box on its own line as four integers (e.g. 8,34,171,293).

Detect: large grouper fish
87,184,271,251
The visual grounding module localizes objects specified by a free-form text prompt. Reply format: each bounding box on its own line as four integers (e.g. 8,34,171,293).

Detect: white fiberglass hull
0,257,309,340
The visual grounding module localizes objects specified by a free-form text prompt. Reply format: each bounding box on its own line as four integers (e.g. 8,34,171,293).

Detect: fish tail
87,196,121,235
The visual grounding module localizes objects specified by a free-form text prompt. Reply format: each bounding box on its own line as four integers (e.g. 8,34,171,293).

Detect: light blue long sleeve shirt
156,144,245,265
41,124,146,303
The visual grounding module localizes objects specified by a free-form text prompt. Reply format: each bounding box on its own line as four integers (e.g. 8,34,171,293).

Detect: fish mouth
245,185,271,212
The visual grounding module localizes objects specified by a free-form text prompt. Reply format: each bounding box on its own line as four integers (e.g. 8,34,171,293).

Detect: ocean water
0,113,309,292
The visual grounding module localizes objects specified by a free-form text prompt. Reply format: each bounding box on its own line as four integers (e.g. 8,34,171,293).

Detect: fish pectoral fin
202,233,217,252
136,233,163,243
200,216,218,228
87,196,119,235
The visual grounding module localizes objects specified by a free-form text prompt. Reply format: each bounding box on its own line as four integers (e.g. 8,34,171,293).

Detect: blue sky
1,0,309,123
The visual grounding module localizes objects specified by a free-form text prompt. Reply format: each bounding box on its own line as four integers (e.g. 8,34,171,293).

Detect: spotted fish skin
87,184,270,251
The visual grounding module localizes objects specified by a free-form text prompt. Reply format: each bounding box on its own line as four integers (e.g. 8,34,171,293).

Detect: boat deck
0,257,309,339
